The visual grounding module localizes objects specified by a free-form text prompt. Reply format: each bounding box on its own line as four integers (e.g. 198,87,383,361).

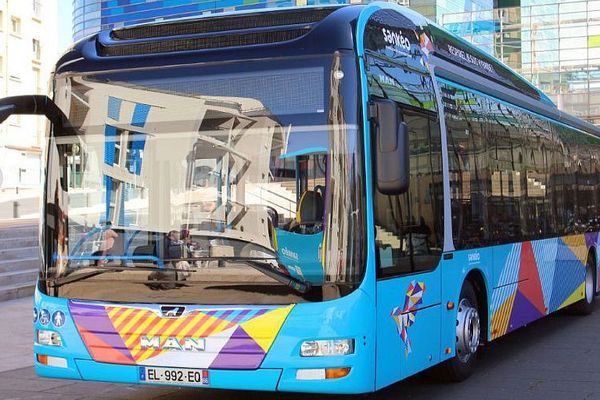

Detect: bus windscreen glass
43,54,365,304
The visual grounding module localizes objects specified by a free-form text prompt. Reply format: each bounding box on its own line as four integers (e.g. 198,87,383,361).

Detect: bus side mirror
372,98,410,195
0,95,65,126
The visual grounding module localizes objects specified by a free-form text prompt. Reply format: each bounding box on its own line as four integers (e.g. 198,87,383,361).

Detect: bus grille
97,28,312,57
111,7,338,40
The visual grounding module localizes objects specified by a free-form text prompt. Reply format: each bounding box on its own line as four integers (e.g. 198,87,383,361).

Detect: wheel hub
456,298,480,363
585,262,594,304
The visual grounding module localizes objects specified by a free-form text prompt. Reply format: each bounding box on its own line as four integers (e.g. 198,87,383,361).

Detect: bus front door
373,108,444,388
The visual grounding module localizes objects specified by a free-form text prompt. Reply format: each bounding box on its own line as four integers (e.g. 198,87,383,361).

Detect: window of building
10,16,21,35
32,1,42,19
33,67,41,93
32,39,41,60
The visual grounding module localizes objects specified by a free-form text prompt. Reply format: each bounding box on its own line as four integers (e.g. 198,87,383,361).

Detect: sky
58,0,74,54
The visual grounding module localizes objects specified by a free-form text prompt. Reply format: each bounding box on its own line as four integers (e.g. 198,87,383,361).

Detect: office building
443,0,600,124
0,0,58,189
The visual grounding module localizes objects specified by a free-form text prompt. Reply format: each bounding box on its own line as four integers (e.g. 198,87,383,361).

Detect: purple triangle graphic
507,291,544,333
585,233,598,250
209,326,265,370
68,302,134,362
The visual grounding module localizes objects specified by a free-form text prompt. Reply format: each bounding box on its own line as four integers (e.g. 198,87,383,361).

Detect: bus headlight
300,339,354,357
36,330,63,347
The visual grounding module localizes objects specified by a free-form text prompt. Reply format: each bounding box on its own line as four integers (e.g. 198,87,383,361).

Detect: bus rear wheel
573,255,596,315
437,280,482,382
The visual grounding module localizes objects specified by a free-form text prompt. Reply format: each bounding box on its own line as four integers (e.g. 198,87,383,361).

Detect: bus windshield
43,53,365,304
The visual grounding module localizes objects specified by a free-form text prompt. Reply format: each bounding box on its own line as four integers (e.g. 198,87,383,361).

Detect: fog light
36,330,63,346
37,354,67,368
296,368,351,380
300,339,354,357
296,368,325,380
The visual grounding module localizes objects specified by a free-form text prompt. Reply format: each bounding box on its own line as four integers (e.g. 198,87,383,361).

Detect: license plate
139,366,209,386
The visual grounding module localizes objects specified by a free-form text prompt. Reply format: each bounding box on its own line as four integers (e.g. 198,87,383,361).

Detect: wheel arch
464,268,489,343
588,245,598,295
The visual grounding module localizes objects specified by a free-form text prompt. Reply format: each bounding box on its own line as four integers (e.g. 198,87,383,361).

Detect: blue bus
1,2,598,394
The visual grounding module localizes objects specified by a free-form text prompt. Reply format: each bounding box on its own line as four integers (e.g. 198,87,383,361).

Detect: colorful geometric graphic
391,281,426,357
69,301,293,369
491,234,589,340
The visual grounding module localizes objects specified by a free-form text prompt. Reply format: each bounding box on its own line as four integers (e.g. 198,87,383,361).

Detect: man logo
140,336,206,352
160,306,185,318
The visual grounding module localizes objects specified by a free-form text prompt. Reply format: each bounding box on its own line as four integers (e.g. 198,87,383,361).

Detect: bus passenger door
373,107,444,388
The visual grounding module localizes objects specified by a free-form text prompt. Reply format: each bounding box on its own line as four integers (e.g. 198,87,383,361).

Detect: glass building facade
409,0,493,23
72,0,355,40
443,0,600,124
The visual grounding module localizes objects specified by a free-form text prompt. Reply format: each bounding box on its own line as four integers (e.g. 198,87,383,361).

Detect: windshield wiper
164,256,311,294
47,255,311,294
46,262,176,287
242,259,311,294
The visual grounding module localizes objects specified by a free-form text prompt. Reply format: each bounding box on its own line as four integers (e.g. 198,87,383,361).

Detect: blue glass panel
131,103,151,127
107,96,122,121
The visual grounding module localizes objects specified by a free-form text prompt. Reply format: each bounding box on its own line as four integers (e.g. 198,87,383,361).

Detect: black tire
573,254,596,315
436,280,482,382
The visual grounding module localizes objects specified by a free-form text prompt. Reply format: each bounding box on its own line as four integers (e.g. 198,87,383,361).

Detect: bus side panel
267,288,376,394
439,248,493,360
375,269,441,390
490,235,588,340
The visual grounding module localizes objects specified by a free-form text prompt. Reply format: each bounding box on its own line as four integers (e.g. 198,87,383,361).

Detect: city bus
0,2,598,394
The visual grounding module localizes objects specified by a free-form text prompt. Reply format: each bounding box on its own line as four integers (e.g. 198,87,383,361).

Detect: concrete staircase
0,223,40,301
376,226,402,249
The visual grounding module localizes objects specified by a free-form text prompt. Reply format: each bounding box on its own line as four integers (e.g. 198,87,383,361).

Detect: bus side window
374,109,443,276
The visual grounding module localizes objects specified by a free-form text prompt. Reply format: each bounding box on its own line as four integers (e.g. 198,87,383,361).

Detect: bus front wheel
573,254,596,315
437,280,481,382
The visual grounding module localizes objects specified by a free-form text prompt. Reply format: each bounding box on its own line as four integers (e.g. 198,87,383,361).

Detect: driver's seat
295,190,324,232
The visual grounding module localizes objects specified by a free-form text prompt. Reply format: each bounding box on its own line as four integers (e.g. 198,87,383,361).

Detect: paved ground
1,297,599,400
0,189,40,220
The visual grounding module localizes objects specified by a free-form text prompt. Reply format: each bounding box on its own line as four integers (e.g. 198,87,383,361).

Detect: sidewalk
1,298,33,373
0,193,41,220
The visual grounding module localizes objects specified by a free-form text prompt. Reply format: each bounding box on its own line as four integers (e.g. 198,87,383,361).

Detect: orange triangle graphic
517,242,547,316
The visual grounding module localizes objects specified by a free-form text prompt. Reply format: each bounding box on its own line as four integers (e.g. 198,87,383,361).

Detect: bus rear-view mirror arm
0,95,71,133
371,98,410,195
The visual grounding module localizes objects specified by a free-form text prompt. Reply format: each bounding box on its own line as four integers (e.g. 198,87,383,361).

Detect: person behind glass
165,230,191,281
180,229,199,254
410,217,431,255
92,222,118,266
165,230,184,260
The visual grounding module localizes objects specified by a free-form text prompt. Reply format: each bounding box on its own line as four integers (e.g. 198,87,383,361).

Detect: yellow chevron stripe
175,312,208,340
130,317,170,358
119,310,150,336
188,315,220,338
500,293,514,337
491,292,516,340
107,307,122,319
160,315,190,339
112,308,136,330
124,314,159,348
135,317,188,362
